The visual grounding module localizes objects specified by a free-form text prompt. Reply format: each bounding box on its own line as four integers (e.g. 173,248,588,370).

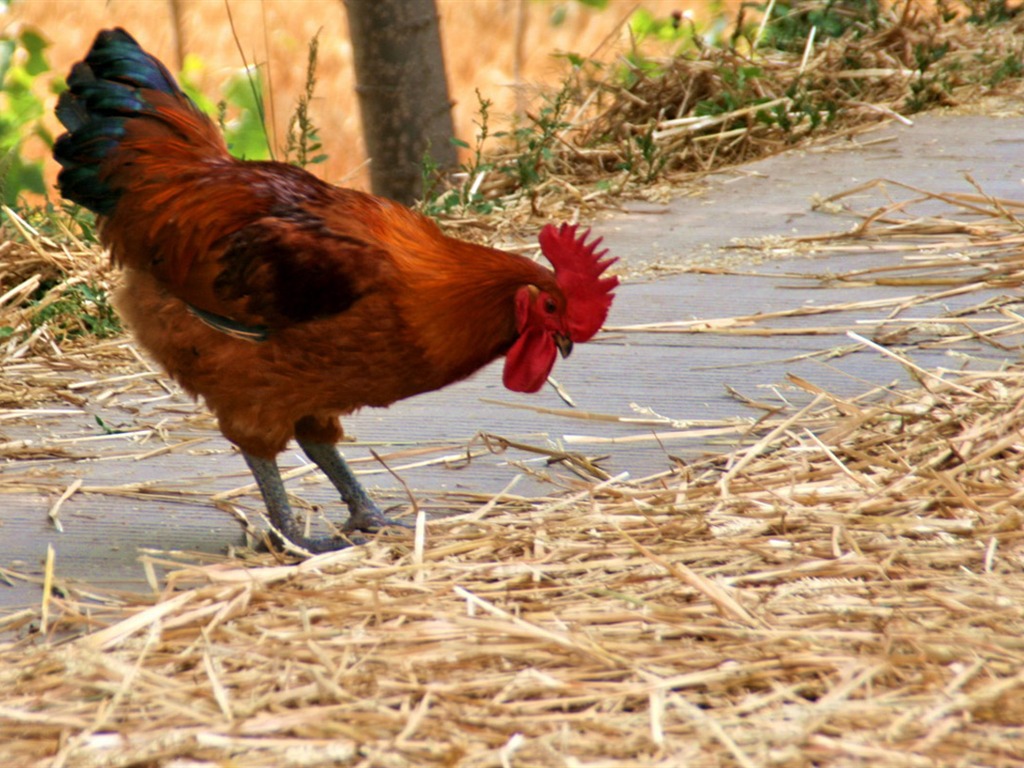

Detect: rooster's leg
242,452,355,553
296,439,411,533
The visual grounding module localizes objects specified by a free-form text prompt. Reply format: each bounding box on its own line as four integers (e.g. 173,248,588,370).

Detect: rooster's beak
554,333,574,359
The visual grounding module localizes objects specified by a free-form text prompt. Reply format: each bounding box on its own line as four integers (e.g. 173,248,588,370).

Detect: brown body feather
103,134,558,458
55,29,615,551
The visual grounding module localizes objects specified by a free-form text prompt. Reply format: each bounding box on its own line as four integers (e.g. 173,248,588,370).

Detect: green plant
420,78,583,216
548,0,609,28
501,85,574,191
989,49,1024,86
29,281,120,342
177,35,328,166
747,0,883,52
619,122,666,183
0,18,52,207
628,7,698,46
421,91,497,216
179,55,272,161
618,6,733,85
695,64,766,116
16,200,98,245
905,41,953,112
283,31,327,169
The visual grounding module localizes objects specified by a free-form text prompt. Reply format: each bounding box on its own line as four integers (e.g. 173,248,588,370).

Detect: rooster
54,28,617,553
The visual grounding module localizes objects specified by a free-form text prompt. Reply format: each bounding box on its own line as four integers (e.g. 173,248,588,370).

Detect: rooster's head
503,224,618,393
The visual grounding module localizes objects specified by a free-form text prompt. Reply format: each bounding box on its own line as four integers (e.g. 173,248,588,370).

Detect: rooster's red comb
539,223,618,342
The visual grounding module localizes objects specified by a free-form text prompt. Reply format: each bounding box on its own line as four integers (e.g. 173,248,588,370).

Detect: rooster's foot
344,504,414,534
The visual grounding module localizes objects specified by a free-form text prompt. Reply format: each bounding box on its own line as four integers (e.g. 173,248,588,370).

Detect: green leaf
178,53,220,115
0,39,14,87
562,51,586,69
629,8,656,39
19,29,49,77
1,148,46,206
221,66,271,160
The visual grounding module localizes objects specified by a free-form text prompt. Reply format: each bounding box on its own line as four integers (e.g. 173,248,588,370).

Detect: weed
695,64,766,116
989,50,1024,86
628,7,698,48
421,79,583,216
179,54,281,162
620,123,666,183
181,58,272,161
418,150,449,215
181,35,327,166
905,41,953,113
501,86,574,191
29,281,120,342
284,31,327,169
421,91,498,216
749,0,883,52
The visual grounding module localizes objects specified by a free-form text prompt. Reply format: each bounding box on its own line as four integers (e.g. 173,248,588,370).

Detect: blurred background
2,0,740,196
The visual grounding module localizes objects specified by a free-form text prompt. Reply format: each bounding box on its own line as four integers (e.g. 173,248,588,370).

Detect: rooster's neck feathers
52,27,619,429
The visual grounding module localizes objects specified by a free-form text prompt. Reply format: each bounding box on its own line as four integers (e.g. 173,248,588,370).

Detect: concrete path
3,111,1023,614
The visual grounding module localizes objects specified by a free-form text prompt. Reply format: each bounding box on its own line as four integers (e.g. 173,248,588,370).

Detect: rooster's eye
544,298,557,314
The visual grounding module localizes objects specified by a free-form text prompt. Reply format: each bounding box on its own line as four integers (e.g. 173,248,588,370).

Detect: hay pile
2,355,1024,766
0,207,116,368
2,178,1024,766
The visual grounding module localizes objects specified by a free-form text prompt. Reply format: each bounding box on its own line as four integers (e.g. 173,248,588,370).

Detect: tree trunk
343,0,456,204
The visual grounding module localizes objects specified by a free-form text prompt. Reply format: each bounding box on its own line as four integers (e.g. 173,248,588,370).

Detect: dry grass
3,351,1024,766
